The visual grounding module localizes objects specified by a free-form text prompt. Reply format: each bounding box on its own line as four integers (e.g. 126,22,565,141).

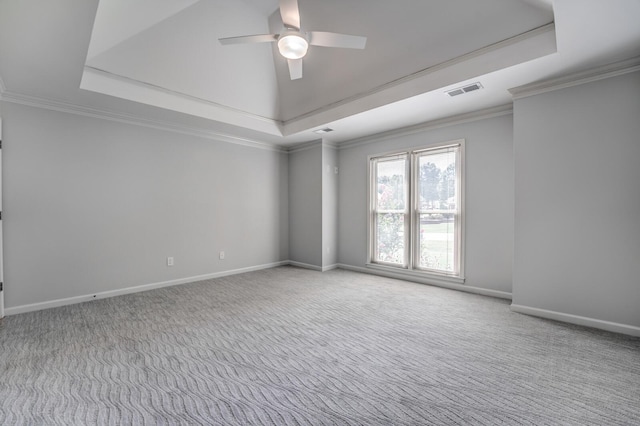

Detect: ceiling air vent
463,83,482,92
447,88,465,97
313,128,334,134
446,82,483,97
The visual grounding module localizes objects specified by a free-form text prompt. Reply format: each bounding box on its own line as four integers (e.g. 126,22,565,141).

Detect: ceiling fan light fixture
218,0,367,80
278,33,308,59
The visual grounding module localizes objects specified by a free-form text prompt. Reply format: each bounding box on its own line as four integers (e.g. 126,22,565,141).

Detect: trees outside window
372,156,408,265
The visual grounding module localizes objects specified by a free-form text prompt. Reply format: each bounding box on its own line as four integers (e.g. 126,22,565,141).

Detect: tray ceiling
81,0,554,136
1,0,639,146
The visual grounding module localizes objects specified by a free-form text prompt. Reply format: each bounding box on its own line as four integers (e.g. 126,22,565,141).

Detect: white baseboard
287,261,338,272
337,263,512,300
4,261,289,316
322,263,339,272
4,259,513,316
287,261,323,271
7,260,638,338
510,304,640,337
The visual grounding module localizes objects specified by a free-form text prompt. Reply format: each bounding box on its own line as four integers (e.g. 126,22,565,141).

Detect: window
369,141,464,279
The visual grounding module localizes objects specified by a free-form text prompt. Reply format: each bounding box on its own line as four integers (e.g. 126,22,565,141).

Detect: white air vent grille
447,89,465,97
314,128,334,134
447,82,483,97
463,83,481,92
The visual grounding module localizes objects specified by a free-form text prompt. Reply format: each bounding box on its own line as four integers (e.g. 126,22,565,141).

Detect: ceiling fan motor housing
277,30,309,59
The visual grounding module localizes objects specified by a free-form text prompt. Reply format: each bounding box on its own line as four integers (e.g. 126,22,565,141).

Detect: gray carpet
0,266,639,425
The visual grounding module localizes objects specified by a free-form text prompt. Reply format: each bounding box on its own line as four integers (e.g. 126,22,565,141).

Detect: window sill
365,263,465,285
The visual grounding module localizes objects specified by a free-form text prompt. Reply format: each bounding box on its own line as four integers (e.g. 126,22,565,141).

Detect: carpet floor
0,266,639,425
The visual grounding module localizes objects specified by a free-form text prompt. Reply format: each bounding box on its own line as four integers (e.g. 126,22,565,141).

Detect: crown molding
283,23,555,136
509,56,640,100
338,104,513,150
81,66,284,137
0,91,287,152
286,139,338,154
322,140,339,150
287,138,323,154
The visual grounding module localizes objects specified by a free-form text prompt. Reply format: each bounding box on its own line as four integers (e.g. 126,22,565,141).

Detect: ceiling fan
218,0,367,80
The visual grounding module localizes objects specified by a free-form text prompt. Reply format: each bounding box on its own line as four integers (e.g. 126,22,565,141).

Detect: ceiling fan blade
308,31,367,49
218,34,278,45
280,0,301,30
287,58,303,80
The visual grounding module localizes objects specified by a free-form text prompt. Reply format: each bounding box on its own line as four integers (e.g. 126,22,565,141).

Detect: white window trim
366,139,465,283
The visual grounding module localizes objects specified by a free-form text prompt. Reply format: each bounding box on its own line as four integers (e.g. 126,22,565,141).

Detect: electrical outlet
219,251,225,260
167,257,174,266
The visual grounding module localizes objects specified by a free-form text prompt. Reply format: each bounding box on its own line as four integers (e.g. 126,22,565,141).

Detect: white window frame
367,139,465,283
369,153,410,268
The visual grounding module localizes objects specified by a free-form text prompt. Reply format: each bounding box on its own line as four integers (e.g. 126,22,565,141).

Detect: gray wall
513,71,640,328
288,141,338,270
337,114,514,293
2,103,289,308
288,144,322,267
322,143,338,268
5,69,638,335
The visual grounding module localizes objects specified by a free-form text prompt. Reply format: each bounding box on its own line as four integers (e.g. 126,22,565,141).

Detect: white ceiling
1,0,639,147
